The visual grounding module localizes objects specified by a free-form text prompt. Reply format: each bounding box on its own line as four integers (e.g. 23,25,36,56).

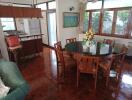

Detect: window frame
85,7,132,39
1,18,16,32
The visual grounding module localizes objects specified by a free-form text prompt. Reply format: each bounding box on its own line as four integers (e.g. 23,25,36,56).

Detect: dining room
0,0,132,100
23,0,132,99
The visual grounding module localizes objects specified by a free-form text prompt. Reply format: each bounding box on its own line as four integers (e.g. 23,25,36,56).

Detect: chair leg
94,74,97,89
77,69,80,88
57,62,60,82
63,65,65,78
106,72,110,86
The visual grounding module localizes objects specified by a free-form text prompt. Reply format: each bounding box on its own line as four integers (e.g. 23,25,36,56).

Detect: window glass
92,12,100,33
86,1,102,10
104,0,132,8
102,11,114,34
83,12,89,32
37,3,47,10
48,1,56,9
115,10,129,35
1,18,15,31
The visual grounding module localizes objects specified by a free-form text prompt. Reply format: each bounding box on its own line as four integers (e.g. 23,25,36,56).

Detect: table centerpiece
83,28,95,52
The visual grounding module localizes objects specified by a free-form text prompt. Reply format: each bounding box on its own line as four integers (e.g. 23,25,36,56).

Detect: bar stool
5,35,22,64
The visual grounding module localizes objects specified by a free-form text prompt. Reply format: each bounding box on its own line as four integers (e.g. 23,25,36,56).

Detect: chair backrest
113,53,126,66
103,39,114,46
66,38,76,44
5,35,21,48
77,54,99,72
54,41,65,67
120,45,128,53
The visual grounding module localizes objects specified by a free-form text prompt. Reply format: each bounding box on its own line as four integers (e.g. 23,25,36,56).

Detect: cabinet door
0,6,13,17
33,8,42,17
12,7,23,17
22,7,32,17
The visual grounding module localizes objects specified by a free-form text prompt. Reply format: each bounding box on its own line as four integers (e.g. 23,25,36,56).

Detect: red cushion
6,36,20,47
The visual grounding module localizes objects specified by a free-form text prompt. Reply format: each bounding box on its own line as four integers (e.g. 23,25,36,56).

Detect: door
48,12,57,47
40,11,48,45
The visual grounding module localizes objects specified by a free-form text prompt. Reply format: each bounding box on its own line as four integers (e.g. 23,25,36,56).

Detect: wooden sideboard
9,34,43,62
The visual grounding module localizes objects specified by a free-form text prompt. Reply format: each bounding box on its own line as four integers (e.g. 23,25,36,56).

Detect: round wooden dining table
65,41,112,57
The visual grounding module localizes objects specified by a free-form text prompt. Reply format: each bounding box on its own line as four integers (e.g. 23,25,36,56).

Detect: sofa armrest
1,83,30,100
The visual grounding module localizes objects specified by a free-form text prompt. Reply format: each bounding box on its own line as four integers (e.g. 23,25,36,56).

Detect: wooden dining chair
111,53,126,80
120,45,128,53
54,41,76,81
99,55,114,86
76,54,99,89
103,39,115,47
66,38,76,44
5,35,22,63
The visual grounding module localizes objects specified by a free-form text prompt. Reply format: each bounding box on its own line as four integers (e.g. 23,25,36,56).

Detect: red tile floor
20,47,132,100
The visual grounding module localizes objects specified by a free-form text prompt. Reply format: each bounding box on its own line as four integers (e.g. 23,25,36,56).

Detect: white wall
0,22,9,60
56,0,79,47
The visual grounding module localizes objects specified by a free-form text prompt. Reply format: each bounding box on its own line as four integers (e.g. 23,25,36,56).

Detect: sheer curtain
78,0,87,34
127,9,132,37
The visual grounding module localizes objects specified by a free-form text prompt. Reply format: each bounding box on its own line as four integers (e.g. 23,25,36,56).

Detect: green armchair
0,59,30,100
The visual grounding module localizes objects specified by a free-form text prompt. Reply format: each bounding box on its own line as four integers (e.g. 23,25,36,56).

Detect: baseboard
43,43,54,49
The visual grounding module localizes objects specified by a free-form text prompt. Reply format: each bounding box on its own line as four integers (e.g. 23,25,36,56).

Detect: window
102,11,114,34
37,3,47,10
84,0,132,39
86,1,102,10
83,12,89,32
115,10,129,36
48,1,56,9
1,18,16,31
92,11,100,33
104,0,132,9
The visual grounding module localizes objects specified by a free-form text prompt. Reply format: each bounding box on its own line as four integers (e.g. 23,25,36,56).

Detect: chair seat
9,45,22,51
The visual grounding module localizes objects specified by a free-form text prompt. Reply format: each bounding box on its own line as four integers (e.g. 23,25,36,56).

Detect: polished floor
20,47,132,100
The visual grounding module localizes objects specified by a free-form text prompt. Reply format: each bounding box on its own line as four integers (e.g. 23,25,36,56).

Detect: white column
0,21,9,60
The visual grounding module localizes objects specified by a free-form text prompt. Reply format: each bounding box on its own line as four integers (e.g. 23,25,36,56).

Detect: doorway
47,12,57,47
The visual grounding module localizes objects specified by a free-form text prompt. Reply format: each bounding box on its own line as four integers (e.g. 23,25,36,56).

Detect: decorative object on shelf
63,12,79,28
69,6,74,11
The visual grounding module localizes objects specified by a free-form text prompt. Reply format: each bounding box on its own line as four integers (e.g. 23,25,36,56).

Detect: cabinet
0,6,42,18
12,7,23,17
0,6,13,17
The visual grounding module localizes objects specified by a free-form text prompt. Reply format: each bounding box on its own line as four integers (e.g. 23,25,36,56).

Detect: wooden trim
86,7,132,12
88,11,92,30
99,10,103,35
96,34,128,39
111,10,117,35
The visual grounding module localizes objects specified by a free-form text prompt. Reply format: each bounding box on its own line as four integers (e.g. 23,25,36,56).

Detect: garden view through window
1,18,15,31
84,0,132,38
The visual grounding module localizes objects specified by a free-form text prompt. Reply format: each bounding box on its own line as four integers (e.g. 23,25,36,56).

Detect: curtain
127,9,132,37
78,0,87,34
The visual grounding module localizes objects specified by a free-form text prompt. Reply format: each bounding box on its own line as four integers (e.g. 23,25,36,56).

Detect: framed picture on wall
63,12,79,28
